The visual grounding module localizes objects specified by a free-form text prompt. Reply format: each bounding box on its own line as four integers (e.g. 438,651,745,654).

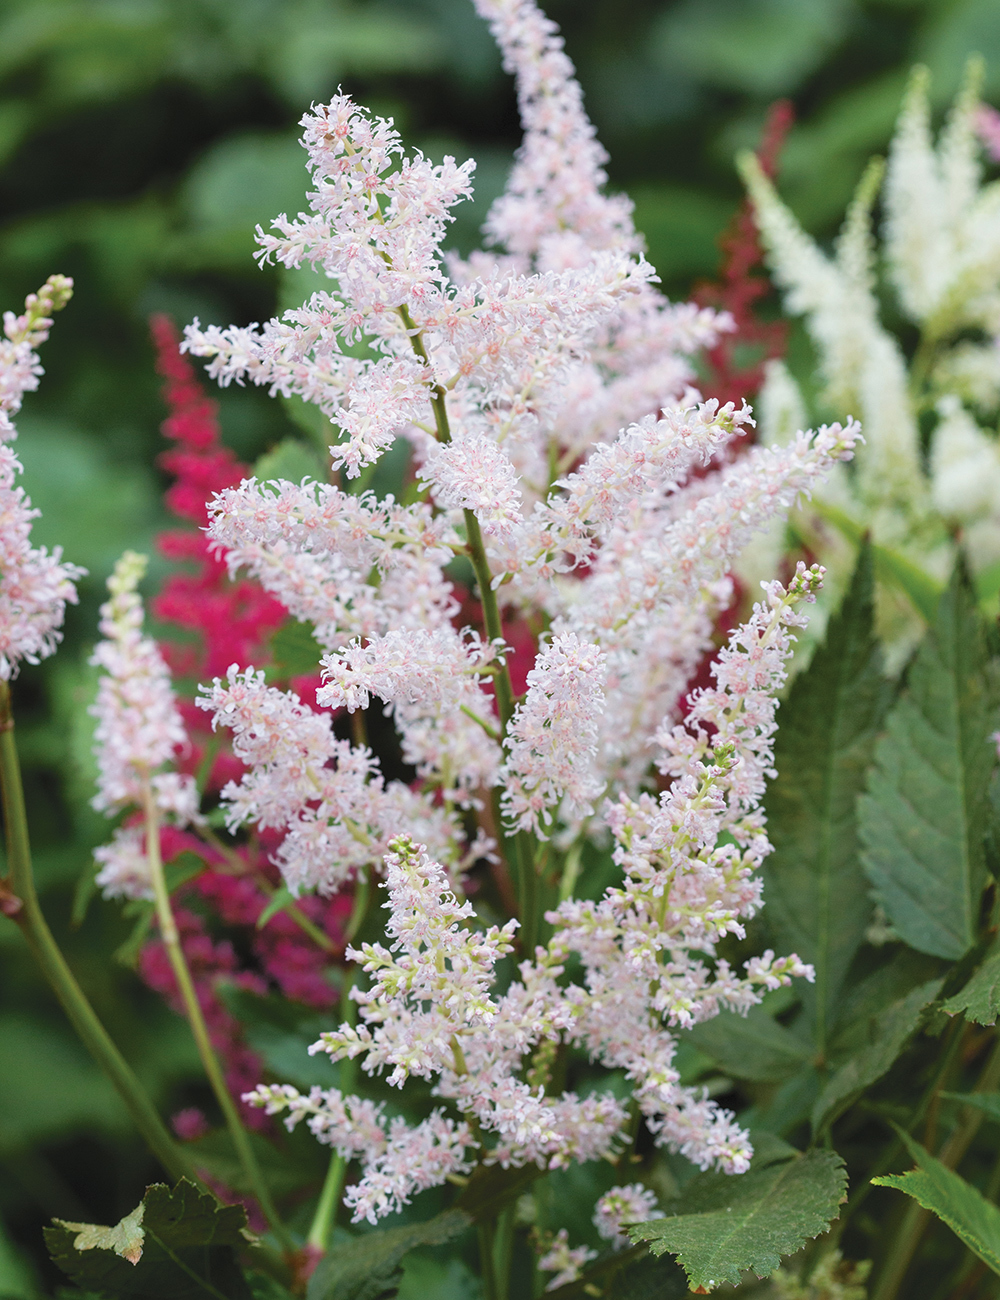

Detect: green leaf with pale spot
306,1211,471,1300
57,1205,145,1266
859,568,999,959
46,1179,252,1299
942,946,1000,1024
629,1150,846,1291
873,1131,1000,1277
811,978,942,1135
764,542,891,1054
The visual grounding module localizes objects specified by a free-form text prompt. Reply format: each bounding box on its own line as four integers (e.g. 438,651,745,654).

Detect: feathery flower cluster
171,0,852,1243
742,63,1000,660
593,1183,663,1249
501,632,606,834
0,278,85,679
90,552,198,898
246,569,820,1222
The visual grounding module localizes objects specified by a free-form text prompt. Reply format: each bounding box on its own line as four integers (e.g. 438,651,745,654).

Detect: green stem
305,971,359,1252
871,1033,1000,1300
478,1219,500,1300
142,786,295,1251
306,1154,346,1252
0,684,191,1183
400,305,538,947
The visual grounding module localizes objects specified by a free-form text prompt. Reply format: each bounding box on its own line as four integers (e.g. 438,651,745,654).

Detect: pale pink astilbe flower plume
471,0,638,266
184,0,862,1239
0,274,74,431
184,95,475,480
317,626,501,714
197,667,460,894
245,1081,476,1225
247,837,626,1218
501,631,607,835
90,552,198,898
594,1183,663,1250
548,567,822,1177
0,278,85,679
418,434,522,537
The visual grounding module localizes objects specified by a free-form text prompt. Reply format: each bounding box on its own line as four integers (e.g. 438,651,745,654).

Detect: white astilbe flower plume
0,277,85,679
740,60,1000,667
90,551,198,900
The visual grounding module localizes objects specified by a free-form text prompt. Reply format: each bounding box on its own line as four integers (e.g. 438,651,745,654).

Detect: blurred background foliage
3,0,1000,1292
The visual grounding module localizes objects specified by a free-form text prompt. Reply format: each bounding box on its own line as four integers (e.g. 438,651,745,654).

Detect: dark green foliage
629,1149,847,1291
45,1180,252,1299
859,569,1000,959
306,1211,471,1300
686,1003,811,1082
764,543,891,1052
873,1131,1000,1278
942,945,1000,1025
811,978,942,1136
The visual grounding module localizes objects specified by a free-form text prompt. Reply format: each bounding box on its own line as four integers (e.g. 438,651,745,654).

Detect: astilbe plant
0,0,871,1295
740,59,1000,664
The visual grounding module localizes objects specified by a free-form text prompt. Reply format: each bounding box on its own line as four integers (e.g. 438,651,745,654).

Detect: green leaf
46,1179,252,1299
306,1211,471,1300
629,1149,847,1291
939,1091,1000,1124
809,500,943,623
872,1131,1000,1278
267,619,325,680
812,978,942,1135
765,542,891,1052
253,438,325,486
0,1015,123,1149
859,569,999,959
685,1003,811,1082
942,945,1000,1025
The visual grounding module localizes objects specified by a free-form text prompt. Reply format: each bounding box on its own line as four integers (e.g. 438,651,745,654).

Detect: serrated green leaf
46,1179,252,1300
812,978,942,1135
685,1003,811,1082
267,619,324,680
872,1131,1000,1277
859,569,999,959
629,1150,846,1291
942,945,1000,1024
306,1211,471,1300
765,543,891,1052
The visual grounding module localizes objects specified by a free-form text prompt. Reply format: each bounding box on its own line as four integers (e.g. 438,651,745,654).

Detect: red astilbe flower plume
144,317,351,1141
150,313,287,684
694,100,794,407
